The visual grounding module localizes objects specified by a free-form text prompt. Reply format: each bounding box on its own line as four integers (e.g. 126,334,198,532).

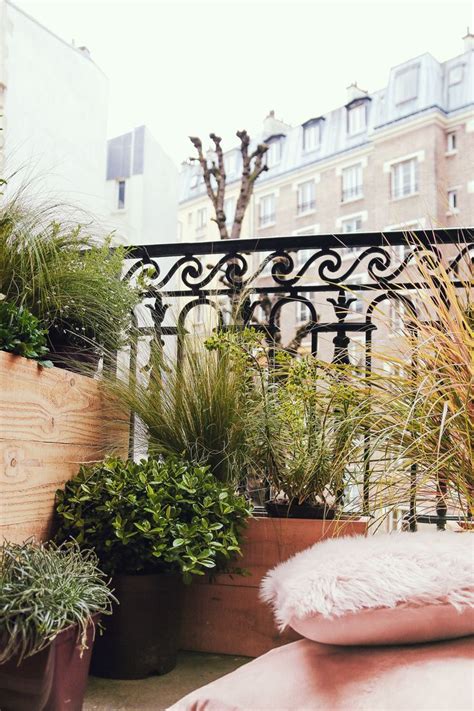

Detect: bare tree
189,130,268,240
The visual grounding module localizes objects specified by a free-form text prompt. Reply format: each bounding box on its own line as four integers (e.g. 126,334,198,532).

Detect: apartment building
0,0,109,217
106,125,178,246
177,35,474,353
179,34,473,242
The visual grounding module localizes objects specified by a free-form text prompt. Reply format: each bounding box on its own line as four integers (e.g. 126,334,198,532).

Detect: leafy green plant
0,197,141,362
0,300,52,366
206,330,363,509
0,540,114,664
55,457,253,582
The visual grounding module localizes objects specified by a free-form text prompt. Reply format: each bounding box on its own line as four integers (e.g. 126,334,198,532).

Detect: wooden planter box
0,352,128,544
180,516,367,657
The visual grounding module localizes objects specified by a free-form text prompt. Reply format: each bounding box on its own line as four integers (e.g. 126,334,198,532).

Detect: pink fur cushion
261,532,474,645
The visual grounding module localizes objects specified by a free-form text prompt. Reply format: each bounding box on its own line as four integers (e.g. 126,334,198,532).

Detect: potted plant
0,540,114,711
0,198,141,369
205,330,363,518
54,456,253,679
0,300,52,367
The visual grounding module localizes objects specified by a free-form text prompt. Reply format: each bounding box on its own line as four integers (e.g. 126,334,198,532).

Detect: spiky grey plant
0,540,115,664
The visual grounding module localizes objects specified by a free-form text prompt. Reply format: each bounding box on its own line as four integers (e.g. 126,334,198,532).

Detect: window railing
342,185,363,202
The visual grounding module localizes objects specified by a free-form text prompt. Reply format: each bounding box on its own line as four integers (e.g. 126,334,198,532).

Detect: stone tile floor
84,651,249,710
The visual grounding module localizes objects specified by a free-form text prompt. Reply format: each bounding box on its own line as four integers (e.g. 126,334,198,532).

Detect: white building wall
105,126,178,246
0,0,109,218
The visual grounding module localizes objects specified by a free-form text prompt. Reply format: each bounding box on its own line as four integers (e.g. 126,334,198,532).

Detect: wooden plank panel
0,440,105,543
180,583,300,657
0,352,128,446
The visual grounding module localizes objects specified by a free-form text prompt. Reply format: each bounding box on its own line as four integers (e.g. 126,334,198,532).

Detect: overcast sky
15,0,474,166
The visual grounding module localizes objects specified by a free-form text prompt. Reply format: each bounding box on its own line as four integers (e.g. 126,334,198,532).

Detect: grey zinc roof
179,48,474,204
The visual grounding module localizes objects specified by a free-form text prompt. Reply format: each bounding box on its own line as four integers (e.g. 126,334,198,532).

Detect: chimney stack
346,82,368,104
463,28,474,52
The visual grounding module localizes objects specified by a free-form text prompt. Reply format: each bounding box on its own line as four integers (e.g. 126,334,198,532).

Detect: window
224,197,235,226
297,181,316,214
259,194,276,227
341,216,363,233
448,190,458,211
266,140,282,167
196,207,207,229
190,174,199,189
395,65,419,104
224,153,237,177
117,180,126,209
448,65,463,86
391,158,418,199
303,123,320,152
446,132,457,152
347,104,366,135
389,301,405,334
341,164,363,202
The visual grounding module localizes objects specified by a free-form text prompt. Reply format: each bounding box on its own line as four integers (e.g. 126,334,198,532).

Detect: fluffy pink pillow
261,531,474,645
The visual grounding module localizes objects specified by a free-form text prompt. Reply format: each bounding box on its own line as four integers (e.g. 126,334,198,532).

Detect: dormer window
265,135,284,167
347,103,367,135
190,174,199,189
224,153,237,177
395,65,419,104
302,119,323,152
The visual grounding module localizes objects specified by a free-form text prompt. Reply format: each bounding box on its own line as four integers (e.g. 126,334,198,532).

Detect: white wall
105,127,178,246
0,0,109,218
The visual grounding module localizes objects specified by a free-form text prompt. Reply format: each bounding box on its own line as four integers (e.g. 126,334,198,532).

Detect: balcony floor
84,651,249,710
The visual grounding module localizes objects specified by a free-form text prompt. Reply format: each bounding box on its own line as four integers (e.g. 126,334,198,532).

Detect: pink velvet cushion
168,637,474,711
261,531,474,645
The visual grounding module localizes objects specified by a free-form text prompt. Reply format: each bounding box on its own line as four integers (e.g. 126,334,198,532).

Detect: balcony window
297,181,316,215
303,123,320,152
224,197,236,226
259,194,276,227
347,104,366,135
341,164,363,202
196,207,207,230
391,158,418,199
117,180,126,209
341,216,363,233
395,65,419,104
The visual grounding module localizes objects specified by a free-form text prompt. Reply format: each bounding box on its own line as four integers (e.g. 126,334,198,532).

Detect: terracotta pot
0,617,97,711
90,573,183,679
265,500,336,519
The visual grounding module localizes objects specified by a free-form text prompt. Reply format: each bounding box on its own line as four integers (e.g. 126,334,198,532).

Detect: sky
14,0,474,166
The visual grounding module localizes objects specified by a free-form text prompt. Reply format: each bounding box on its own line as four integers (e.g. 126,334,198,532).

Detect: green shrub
0,300,52,366
55,457,253,582
0,540,114,664
0,199,141,359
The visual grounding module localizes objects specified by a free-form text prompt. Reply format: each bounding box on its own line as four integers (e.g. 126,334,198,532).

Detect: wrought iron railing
123,227,473,529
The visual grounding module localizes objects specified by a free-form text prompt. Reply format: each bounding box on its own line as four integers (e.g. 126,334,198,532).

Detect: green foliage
0,300,52,366
0,540,114,664
106,338,262,483
0,198,141,360
55,457,253,581
206,330,363,506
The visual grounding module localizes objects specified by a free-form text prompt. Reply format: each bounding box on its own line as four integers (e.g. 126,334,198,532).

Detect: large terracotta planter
0,619,96,711
180,515,367,657
91,573,183,679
